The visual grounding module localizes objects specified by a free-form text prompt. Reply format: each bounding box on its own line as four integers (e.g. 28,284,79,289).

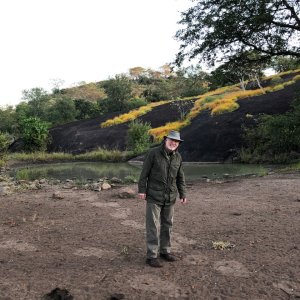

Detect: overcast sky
0,0,192,107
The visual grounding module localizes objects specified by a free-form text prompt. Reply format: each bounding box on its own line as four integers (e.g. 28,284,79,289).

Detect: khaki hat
164,130,184,142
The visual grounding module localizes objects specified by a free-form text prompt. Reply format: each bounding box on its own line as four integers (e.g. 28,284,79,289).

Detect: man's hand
138,193,146,200
180,198,187,204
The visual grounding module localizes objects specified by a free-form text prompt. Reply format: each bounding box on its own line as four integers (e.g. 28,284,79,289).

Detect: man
138,130,187,268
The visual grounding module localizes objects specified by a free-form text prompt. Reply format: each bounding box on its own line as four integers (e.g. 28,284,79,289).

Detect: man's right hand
138,193,146,200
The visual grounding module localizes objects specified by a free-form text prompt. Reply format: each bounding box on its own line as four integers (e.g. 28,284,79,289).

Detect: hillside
45,71,300,161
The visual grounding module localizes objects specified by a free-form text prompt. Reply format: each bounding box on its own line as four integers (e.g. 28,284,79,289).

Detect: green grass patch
8,148,134,163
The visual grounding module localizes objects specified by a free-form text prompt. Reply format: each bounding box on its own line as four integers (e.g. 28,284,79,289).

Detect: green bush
241,97,300,163
126,120,152,154
21,117,50,152
0,132,10,158
125,98,148,110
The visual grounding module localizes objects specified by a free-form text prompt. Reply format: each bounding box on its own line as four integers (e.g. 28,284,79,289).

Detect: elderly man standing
138,130,187,268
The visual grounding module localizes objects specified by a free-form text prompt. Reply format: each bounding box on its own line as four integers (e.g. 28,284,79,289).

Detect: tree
74,99,100,120
209,51,269,90
21,88,51,120
271,55,300,72
47,97,78,125
176,0,300,66
0,106,17,134
101,74,133,112
129,66,146,80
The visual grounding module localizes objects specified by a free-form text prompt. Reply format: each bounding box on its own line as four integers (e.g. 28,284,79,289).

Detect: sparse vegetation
240,96,300,163
126,120,152,154
212,241,234,250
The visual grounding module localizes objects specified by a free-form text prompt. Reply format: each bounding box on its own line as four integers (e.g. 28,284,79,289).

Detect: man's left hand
180,198,187,204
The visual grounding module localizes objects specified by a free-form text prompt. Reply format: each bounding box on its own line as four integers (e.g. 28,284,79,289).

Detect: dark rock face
11,80,300,161
47,100,194,154
180,80,300,161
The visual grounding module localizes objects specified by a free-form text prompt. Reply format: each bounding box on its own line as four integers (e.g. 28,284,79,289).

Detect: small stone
0,186,10,196
29,183,39,190
101,182,111,190
92,183,101,191
52,191,64,199
110,177,123,184
39,178,46,184
63,184,73,189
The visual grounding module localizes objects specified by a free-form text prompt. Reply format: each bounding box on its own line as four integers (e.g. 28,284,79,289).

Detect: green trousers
146,202,175,259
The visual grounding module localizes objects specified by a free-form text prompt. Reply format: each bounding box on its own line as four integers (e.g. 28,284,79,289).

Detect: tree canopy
175,0,300,66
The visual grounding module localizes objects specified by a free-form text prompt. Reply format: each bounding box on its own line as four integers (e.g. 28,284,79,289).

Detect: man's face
165,138,180,151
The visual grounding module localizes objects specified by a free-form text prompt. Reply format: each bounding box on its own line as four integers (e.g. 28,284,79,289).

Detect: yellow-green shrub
269,84,285,92
211,101,239,114
100,101,167,128
293,74,300,81
149,120,189,142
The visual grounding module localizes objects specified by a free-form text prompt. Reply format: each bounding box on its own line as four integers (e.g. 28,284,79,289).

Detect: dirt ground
0,173,299,300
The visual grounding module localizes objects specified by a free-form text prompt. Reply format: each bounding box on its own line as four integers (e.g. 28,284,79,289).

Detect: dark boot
146,258,163,268
160,253,177,262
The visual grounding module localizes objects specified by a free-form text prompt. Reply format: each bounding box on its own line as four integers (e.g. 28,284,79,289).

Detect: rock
0,185,10,196
110,177,123,184
118,187,136,199
39,178,46,184
52,191,64,199
110,293,125,300
65,179,73,183
29,183,39,190
42,287,73,300
91,183,101,191
101,182,111,190
63,184,73,189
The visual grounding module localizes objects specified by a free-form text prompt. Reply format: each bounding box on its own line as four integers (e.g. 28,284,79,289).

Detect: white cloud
0,0,192,107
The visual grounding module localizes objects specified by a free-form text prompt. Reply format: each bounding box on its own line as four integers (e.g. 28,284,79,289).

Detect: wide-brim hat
164,130,184,142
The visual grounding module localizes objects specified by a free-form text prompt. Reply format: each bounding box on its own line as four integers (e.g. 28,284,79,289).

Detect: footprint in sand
214,260,250,277
0,240,37,252
129,274,188,299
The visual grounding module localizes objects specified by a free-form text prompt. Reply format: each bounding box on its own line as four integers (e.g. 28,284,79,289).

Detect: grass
8,148,134,163
279,160,300,172
100,101,167,128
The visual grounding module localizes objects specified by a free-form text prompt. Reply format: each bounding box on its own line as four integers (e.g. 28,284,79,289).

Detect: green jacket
138,144,186,205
